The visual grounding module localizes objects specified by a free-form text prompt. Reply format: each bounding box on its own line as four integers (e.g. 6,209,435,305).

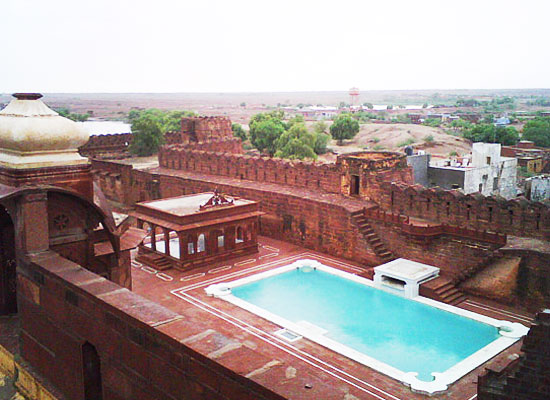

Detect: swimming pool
206,259,528,394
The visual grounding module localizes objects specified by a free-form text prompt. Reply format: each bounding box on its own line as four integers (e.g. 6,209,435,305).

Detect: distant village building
427,143,517,199
525,175,550,202
494,116,510,127
296,105,339,120
501,140,550,173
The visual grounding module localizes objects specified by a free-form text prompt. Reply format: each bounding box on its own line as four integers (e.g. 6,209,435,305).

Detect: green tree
275,138,317,160
130,113,165,156
522,118,550,147
285,114,305,130
231,123,247,141
313,132,330,154
330,114,360,145
250,120,285,156
313,120,328,134
463,124,519,146
249,111,286,156
55,107,90,122
128,108,196,156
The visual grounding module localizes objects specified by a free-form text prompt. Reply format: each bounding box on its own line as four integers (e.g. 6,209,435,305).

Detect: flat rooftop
140,192,252,217
131,236,532,400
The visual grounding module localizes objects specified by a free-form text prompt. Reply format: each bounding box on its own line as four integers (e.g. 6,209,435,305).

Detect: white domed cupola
0,93,89,169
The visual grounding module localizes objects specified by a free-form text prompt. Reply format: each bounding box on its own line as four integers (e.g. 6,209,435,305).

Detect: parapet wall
159,147,343,194
181,116,233,142
159,147,412,201
79,133,132,159
19,251,285,400
386,182,550,239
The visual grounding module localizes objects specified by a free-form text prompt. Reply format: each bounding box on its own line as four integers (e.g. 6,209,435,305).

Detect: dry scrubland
320,122,472,161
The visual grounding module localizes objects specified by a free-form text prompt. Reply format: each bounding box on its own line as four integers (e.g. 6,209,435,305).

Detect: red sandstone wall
369,219,500,280
79,133,133,159
159,148,343,194
18,251,285,400
158,175,378,264
181,116,233,142
386,183,550,240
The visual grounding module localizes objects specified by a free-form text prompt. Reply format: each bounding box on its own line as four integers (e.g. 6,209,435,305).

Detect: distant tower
349,87,360,107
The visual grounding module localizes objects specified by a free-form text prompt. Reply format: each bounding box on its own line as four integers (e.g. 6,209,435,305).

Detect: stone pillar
178,232,185,260
16,192,49,254
163,229,170,256
225,226,235,250
150,224,157,251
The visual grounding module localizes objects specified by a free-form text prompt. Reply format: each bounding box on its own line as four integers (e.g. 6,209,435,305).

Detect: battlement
386,181,550,239
180,116,233,143
79,132,132,159
159,145,343,193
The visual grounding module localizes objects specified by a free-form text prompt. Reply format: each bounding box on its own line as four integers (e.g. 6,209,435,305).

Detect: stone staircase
135,251,174,271
420,276,467,306
351,210,395,264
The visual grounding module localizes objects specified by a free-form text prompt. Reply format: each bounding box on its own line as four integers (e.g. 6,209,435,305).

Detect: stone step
434,282,455,294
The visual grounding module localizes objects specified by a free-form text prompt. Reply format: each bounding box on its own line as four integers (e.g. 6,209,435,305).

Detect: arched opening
0,206,16,315
82,342,103,400
187,234,195,255
235,227,244,244
197,233,206,253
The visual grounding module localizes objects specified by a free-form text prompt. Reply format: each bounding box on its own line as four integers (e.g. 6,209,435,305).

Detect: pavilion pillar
150,224,157,251
207,231,217,255
177,232,185,260
225,226,235,250
163,229,170,256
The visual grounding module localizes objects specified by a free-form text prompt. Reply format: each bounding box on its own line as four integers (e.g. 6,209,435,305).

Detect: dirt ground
320,123,472,161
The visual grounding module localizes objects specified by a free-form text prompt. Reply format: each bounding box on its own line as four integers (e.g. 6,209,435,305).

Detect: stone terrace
131,236,532,400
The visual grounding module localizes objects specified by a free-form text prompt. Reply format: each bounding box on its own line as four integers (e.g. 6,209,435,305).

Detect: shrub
424,134,434,143
397,138,415,147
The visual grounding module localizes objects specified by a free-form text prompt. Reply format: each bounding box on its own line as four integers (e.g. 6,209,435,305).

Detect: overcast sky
2,0,549,93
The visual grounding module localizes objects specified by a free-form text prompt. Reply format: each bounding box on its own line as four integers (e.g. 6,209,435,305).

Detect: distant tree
231,123,247,141
275,138,317,160
249,110,286,156
386,104,394,110
463,124,519,146
422,103,429,108
330,114,360,145
250,120,285,156
240,102,246,107
128,108,196,156
522,118,550,147
285,114,305,130
55,107,90,122
163,110,196,131
423,118,441,128
130,113,165,156
313,121,328,135
362,102,374,109
313,132,330,154
482,114,495,124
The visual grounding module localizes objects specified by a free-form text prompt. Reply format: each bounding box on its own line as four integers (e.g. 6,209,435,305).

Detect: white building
427,143,517,199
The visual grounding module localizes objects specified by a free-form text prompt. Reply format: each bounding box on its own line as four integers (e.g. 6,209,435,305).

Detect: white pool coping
205,259,529,395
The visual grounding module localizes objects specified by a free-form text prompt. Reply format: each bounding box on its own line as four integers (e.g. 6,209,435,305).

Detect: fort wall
158,147,412,202
18,251,285,400
385,182,550,240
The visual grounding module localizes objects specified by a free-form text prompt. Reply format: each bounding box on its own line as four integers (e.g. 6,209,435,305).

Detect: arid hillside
322,123,472,161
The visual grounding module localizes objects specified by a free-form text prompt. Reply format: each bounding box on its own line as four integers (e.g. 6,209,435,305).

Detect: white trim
205,259,529,395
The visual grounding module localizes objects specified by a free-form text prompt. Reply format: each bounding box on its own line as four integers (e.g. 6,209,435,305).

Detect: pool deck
132,236,533,400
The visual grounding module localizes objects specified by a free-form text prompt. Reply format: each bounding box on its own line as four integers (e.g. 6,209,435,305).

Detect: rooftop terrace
130,236,532,400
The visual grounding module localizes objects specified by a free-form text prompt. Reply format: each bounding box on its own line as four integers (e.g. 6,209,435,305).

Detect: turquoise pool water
231,268,500,381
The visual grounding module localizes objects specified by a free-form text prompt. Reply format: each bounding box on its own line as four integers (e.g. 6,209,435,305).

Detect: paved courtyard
132,236,532,400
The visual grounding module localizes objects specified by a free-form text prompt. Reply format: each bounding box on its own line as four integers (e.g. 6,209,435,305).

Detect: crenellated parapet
386,181,550,240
